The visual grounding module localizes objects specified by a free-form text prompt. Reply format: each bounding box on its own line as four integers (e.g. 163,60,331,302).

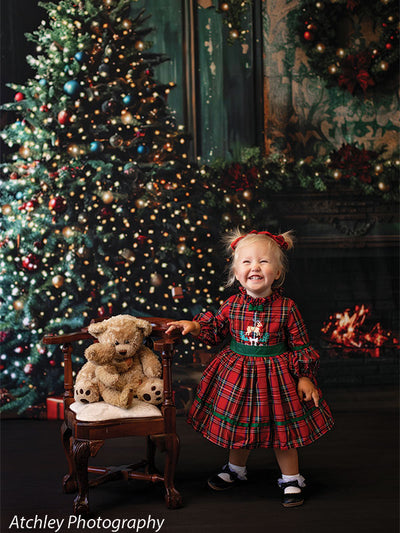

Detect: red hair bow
231,230,288,250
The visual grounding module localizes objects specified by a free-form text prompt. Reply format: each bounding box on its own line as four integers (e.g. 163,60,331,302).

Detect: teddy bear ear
88,319,108,338
134,317,152,337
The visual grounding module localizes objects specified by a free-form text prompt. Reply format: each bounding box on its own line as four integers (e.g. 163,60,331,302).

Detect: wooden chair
42,317,183,515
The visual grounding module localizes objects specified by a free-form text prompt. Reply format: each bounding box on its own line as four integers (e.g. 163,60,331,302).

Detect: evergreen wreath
294,0,399,96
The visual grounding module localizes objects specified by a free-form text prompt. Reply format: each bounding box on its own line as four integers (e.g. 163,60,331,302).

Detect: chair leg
146,436,157,475
163,434,183,509
61,423,77,493
72,439,91,515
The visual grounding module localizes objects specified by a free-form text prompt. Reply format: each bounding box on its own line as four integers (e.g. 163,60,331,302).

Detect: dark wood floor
1,386,399,533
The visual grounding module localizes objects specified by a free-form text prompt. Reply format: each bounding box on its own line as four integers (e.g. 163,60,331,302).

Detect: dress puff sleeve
286,301,320,382
193,299,231,346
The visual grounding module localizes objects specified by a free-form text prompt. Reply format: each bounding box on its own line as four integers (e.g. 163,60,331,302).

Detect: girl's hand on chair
297,377,320,407
166,320,200,337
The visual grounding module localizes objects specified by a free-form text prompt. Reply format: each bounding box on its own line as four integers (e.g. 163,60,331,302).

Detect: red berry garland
294,0,399,96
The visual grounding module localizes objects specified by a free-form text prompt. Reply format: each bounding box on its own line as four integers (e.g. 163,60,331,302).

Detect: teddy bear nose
119,350,127,356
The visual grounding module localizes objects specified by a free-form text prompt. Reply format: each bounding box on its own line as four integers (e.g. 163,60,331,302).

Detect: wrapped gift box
46,396,64,420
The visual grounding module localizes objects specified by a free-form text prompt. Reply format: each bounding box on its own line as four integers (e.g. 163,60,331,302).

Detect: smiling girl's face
233,240,281,298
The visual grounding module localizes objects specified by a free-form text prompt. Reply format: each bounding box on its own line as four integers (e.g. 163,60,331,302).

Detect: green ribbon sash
230,339,288,357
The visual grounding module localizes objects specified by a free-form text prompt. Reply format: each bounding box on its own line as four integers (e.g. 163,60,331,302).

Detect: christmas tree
0,0,226,414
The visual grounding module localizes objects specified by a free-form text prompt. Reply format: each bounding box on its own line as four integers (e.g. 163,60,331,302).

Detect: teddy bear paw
74,385,100,404
138,378,163,405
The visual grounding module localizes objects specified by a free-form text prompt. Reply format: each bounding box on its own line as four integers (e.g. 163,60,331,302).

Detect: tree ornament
89,141,104,153
120,248,136,262
14,92,24,102
63,80,80,98
110,134,123,147
13,300,24,311
150,273,163,287
98,64,110,78
57,110,71,125
100,206,113,218
123,94,133,105
49,196,67,213
24,363,34,375
122,19,132,30
74,51,85,63
378,181,390,191
22,253,40,271
121,110,133,124
101,99,117,114
62,226,74,238
102,191,114,204
52,275,65,288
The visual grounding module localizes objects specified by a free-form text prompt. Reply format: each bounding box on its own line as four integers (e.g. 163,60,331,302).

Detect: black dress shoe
207,464,247,491
279,480,305,507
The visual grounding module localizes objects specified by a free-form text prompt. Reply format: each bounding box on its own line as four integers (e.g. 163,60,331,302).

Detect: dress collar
238,286,283,305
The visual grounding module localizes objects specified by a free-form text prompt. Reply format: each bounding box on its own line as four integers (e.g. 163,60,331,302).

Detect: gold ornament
135,40,144,51
102,191,114,204
150,273,163,287
13,299,24,311
177,243,186,254
374,164,383,175
333,169,342,180
62,226,74,238
316,43,326,53
122,19,132,30
328,64,338,74
242,189,253,201
378,181,390,192
120,248,136,262
336,48,345,58
121,110,133,124
2,204,12,215
52,275,64,288
380,61,389,71
229,29,239,39
220,2,229,11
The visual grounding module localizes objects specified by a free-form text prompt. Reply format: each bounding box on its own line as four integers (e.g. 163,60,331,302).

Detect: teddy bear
74,315,163,408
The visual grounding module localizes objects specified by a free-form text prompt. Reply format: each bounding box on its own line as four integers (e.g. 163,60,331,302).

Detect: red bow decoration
231,230,288,250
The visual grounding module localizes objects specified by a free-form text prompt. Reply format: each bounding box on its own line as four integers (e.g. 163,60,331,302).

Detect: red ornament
40,104,49,112
24,363,33,375
303,31,313,41
14,92,24,102
100,207,113,218
49,196,67,213
57,110,71,125
385,43,393,50
22,253,40,271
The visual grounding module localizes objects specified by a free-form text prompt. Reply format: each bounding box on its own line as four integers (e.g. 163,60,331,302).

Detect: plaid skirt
187,348,334,450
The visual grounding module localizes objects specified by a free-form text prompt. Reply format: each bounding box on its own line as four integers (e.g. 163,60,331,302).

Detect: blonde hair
223,228,295,289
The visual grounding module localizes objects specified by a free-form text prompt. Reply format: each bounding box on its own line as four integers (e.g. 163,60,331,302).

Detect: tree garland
216,0,251,43
293,0,399,96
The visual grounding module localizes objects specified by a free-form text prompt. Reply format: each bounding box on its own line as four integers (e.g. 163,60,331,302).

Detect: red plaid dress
187,288,334,449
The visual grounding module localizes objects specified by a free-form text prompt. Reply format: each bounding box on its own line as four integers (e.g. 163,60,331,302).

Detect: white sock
228,462,247,481
280,473,306,494
218,462,248,482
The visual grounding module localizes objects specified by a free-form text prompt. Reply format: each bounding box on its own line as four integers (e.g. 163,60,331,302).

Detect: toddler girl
166,229,334,507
